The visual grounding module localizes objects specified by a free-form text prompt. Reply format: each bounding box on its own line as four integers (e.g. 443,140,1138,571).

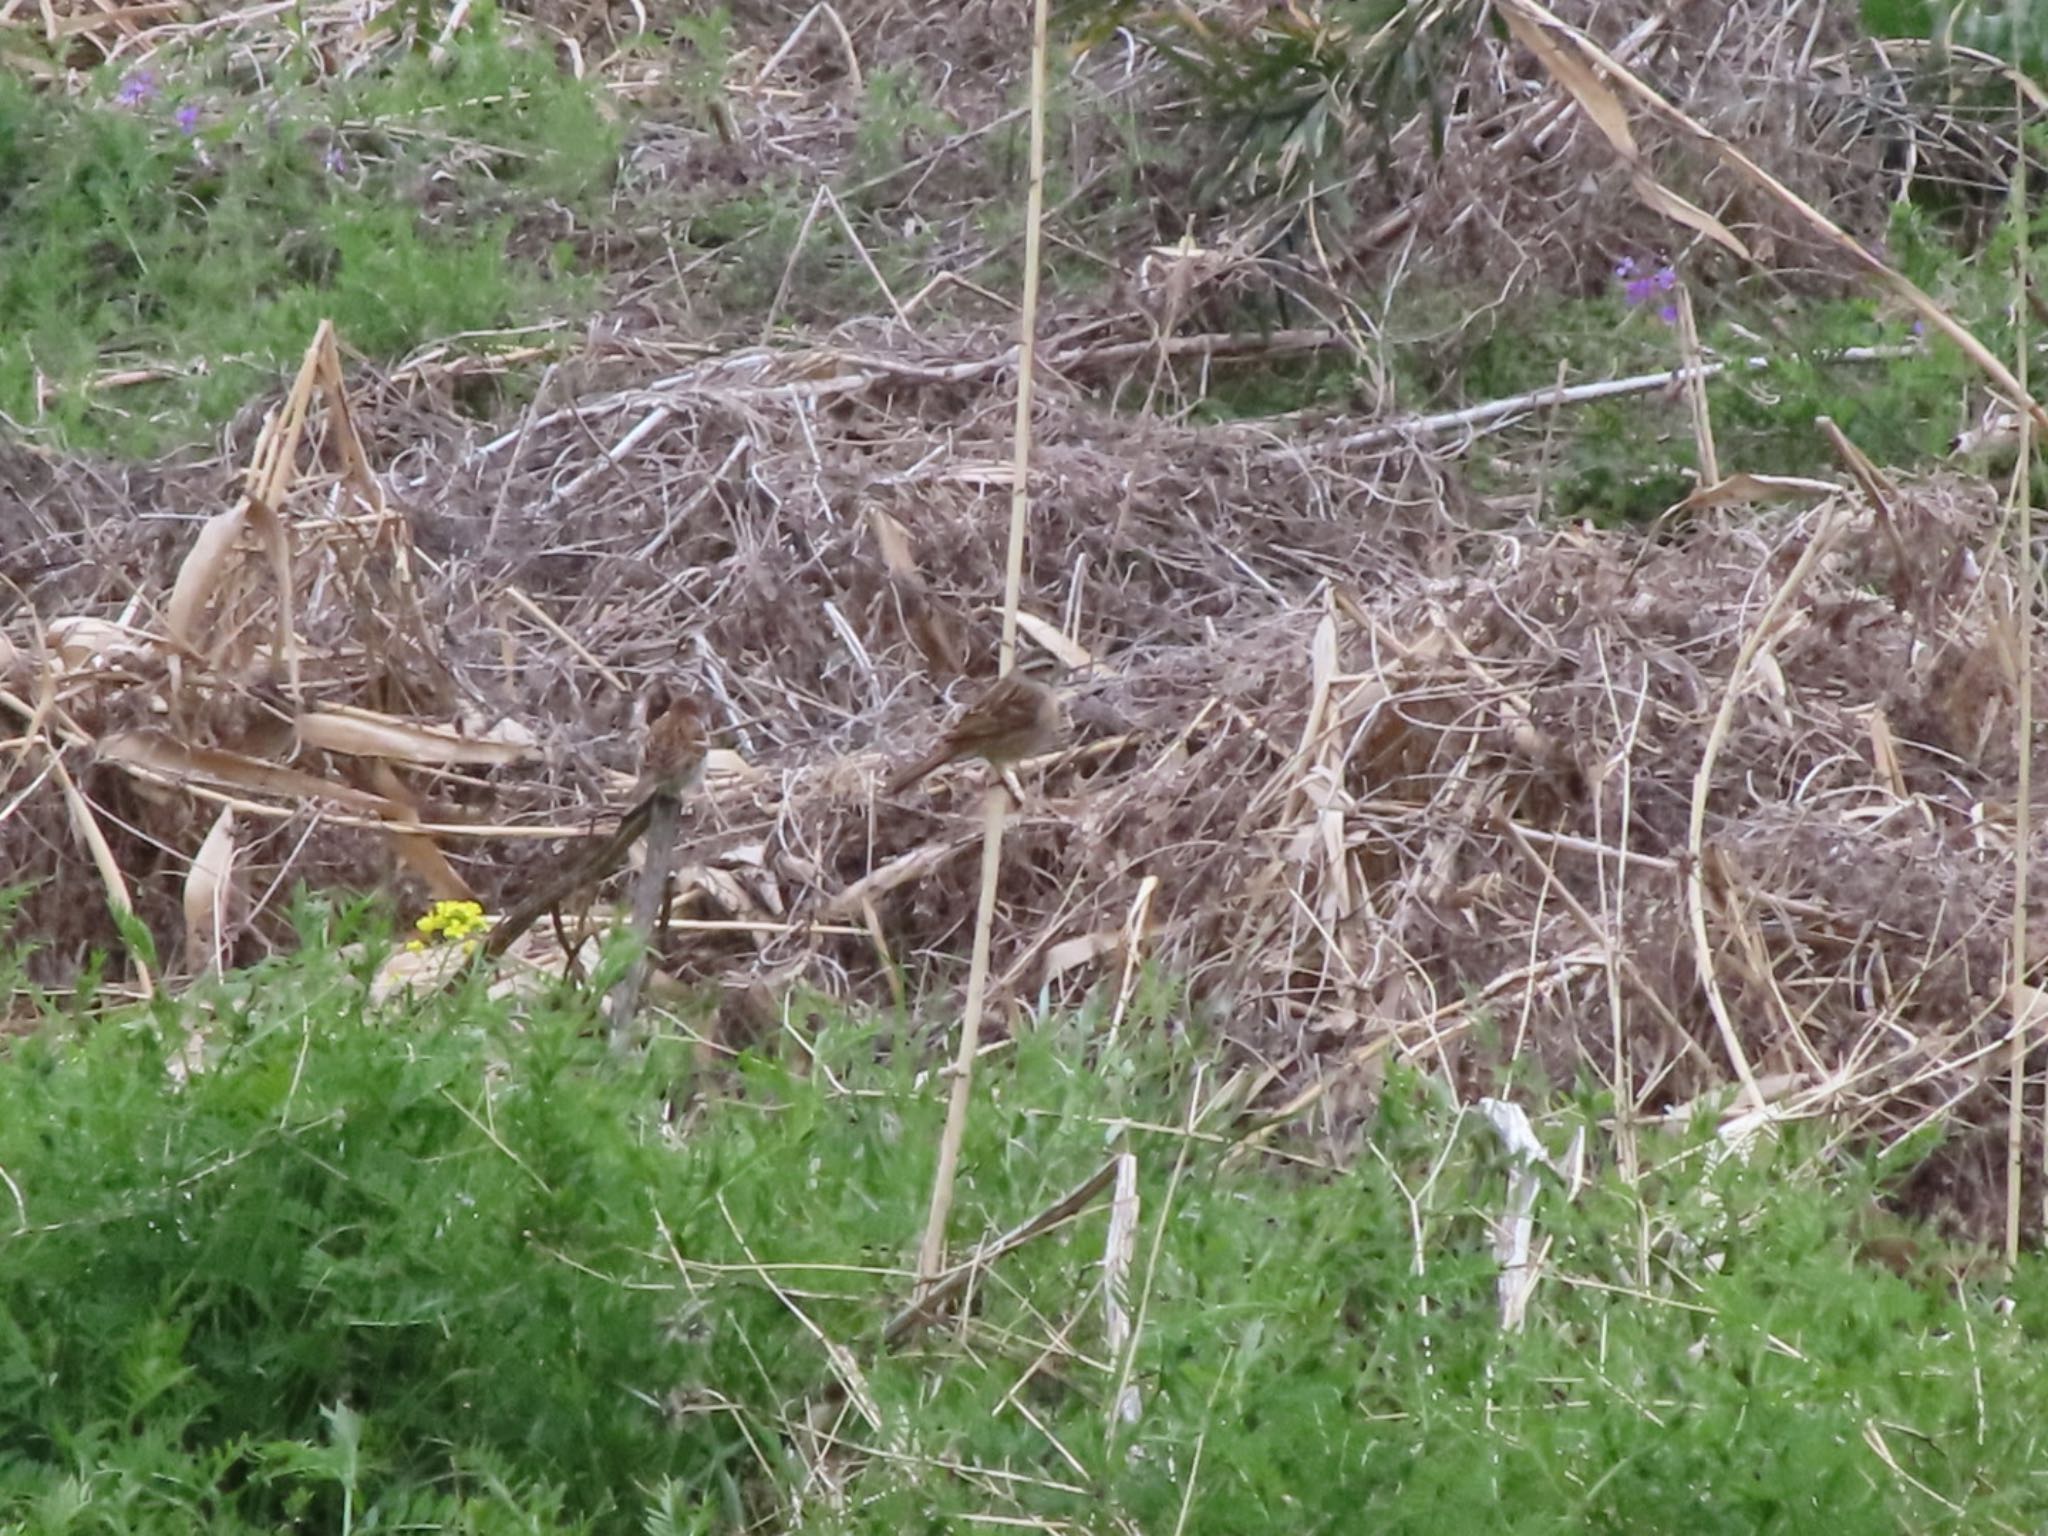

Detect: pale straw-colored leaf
1103,1150,1142,1427
181,805,239,976
295,708,534,767
101,729,404,815
164,504,251,658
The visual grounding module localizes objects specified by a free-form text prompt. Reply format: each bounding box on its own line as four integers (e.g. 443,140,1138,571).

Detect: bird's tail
884,745,955,795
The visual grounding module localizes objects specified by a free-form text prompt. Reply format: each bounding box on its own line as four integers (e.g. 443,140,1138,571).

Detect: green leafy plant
0,8,613,453
4,915,2048,1533
1064,0,1491,200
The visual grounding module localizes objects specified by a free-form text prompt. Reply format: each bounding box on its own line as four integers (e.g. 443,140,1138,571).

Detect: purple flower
115,69,158,107
323,143,346,175
1658,303,1679,325
174,103,199,134
1621,261,1679,310
1912,319,1926,337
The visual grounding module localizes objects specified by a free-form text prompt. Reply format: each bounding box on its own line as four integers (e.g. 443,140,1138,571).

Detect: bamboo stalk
915,0,1052,1290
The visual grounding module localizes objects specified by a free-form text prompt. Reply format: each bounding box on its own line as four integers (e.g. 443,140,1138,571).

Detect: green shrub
2,911,2046,1532
0,8,611,453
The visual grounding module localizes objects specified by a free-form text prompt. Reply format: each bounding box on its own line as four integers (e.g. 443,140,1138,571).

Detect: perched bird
633,680,709,807
885,665,1061,795
609,678,709,1051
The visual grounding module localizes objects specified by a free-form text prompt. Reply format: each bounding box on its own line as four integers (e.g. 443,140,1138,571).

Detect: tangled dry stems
10,0,2048,1235
3,315,2045,1235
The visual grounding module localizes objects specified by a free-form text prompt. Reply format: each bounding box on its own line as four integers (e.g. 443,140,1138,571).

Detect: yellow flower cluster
405,899,488,954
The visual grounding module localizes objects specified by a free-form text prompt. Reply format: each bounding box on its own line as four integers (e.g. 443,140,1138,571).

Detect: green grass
0,7,612,454
1,896,2046,1533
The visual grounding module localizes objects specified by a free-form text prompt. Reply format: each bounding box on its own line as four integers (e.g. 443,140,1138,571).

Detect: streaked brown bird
634,680,709,806
885,667,1061,795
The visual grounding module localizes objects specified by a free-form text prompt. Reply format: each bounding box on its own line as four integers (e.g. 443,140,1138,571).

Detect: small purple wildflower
115,69,158,107
1618,259,1679,313
1912,318,1926,337
323,143,346,175
174,103,199,134
1657,302,1679,325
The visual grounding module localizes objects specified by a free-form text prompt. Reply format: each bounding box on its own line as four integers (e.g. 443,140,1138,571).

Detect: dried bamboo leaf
164,504,252,659
1014,608,1096,671
1677,473,1839,511
1500,2,1748,259
181,805,239,975
295,708,534,767
364,759,474,902
101,729,403,815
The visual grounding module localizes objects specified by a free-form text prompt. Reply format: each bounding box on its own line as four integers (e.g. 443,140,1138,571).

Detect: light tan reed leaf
1677,473,1839,511
46,616,153,673
242,493,298,694
47,751,153,998
164,504,250,657
1627,172,1751,262
364,759,474,902
867,505,919,580
1043,928,1121,985
295,708,534,767
1014,608,1096,670
101,729,403,815
182,805,239,976
1498,2,1748,259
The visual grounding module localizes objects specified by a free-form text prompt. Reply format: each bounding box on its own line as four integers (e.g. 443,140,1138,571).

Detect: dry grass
6,310,2047,1236
10,0,2048,1238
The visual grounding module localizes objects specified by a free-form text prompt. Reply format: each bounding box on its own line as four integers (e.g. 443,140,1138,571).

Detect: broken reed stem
2007,68,2034,1266
2007,429,2034,1264
918,784,1009,1284
607,790,680,1052
994,0,1049,677
1675,285,1718,485
1685,490,1844,1112
915,0,1051,1289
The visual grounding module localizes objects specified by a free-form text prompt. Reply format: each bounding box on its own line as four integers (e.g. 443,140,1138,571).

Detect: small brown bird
633,680,709,806
885,668,1061,795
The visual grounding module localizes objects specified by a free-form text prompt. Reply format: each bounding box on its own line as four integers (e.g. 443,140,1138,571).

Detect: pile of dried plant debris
11,0,2048,1243
4,312,2046,1237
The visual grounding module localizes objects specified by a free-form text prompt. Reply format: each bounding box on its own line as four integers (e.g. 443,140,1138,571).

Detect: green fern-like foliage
1068,0,1491,199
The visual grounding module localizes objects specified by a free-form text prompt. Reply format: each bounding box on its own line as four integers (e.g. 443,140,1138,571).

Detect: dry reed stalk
48,749,154,999
2007,73,2036,1263
605,791,681,1051
914,0,1053,1290
1330,345,1918,454
1684,494,1845,1110
1675,285,1717,486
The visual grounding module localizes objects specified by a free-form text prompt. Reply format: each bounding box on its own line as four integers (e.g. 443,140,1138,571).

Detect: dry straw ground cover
8,311,2045,1233
7,0,2048,1238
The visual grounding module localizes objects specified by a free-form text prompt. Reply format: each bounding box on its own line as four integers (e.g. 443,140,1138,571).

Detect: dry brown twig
913,0,1055,1293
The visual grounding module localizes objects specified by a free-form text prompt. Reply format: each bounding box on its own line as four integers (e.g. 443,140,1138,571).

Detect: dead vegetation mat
7,316,2048,1235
